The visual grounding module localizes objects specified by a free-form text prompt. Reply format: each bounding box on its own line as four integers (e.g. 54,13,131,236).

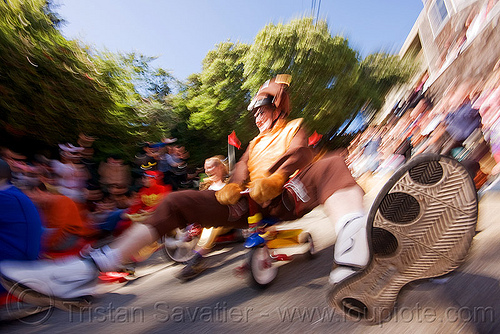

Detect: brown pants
145,153,358,237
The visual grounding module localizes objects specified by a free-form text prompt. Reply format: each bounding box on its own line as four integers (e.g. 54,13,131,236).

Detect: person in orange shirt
25,184,97,253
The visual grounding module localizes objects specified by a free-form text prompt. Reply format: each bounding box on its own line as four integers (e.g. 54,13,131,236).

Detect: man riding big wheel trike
0,75,477,324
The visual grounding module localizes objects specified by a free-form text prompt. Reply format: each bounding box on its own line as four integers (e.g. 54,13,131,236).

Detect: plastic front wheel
248,245,278,288
304,232,317,259
161,228,200,263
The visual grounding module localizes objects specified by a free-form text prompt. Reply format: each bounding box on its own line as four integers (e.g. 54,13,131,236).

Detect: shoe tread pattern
329,154,478,324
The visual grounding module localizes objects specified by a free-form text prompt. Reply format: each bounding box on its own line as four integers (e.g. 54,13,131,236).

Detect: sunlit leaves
181,41,251,140
242,17,413,133
0,1,178,158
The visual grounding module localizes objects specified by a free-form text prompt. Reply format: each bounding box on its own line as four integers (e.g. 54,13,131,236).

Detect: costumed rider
0,75,370,303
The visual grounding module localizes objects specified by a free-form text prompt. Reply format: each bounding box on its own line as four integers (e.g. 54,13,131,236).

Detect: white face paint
254,105,276,133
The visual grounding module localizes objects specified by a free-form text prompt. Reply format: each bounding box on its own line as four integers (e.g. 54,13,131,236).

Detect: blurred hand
215,183,243,205
250,173,286,204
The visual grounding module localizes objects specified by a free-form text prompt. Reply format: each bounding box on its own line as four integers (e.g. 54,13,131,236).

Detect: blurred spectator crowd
347,60,500,194
0,134,201,257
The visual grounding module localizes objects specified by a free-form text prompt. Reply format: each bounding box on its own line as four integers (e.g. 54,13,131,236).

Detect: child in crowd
177,156,231,280
127,170,172,214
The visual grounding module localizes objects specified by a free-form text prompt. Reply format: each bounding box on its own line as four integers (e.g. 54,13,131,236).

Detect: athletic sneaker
327,154,478,324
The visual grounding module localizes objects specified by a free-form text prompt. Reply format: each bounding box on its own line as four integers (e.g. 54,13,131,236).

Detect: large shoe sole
328,154,478,324
0,275,92,312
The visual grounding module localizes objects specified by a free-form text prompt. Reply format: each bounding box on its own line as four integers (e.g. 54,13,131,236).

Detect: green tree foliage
170,42,255,163
0,0,178,159
184,42,253,141
358,52,416,110
243,17,414,134
121,53,177,101
116,52,178,145
0,0,116,144
0,4,413,165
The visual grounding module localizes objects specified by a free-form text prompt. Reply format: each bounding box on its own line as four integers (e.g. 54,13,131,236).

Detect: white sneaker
0,256,99,299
